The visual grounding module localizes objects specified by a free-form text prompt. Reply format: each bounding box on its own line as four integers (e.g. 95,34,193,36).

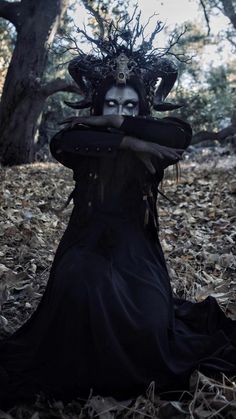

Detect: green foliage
172,62,236,133
1,0,236,152
163,20,236,134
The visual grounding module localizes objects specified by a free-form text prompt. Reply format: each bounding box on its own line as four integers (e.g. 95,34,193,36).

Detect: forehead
105,85,139,100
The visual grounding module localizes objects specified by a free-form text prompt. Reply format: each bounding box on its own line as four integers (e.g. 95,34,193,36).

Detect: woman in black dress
0,38,235,409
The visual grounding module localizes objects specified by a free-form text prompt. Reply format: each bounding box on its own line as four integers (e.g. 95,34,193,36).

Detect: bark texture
221,0,236,29
0,0,70,166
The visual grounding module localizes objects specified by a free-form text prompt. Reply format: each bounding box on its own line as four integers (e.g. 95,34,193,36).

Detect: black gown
0,116,235,408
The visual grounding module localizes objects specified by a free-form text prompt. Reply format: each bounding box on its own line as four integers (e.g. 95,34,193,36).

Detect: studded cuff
50,126,124,166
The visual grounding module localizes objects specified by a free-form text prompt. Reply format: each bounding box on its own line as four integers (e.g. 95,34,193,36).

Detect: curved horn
146,58,183,111
154,58,178,101
68,56,91,91
64,98,93,109
65,56,95,109
155,58,178,103
154,102,183,111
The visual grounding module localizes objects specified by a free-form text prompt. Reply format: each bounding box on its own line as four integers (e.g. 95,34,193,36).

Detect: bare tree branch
199,0,211,35
199,0,236,33
0,0,21,30
150,26,190,62
125,3,138,26
81,0,105,39
192,123,236,144
225,29,236,47
147,21,164,47
41,78,80,98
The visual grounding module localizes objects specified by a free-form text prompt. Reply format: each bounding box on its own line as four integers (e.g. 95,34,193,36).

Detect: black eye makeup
106,100,116,107
105,99,139,107
125,101,138,108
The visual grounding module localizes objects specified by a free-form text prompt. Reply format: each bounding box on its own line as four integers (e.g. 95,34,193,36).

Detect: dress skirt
0,205,235,408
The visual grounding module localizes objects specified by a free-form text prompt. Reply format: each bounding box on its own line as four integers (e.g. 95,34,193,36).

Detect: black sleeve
120,116,192,149
50,125,124,169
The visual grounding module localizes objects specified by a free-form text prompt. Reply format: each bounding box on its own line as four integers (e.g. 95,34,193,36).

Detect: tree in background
36,0,132,161
1,0,236,163
0,0,132,166
174,61,236,142
163,0,236,144
0,0,81,166
198,0,236,41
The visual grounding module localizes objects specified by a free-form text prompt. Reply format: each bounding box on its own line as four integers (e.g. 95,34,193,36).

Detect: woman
0,45,235,409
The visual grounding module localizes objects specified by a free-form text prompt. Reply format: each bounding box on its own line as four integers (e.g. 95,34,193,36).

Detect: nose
118,104,123,115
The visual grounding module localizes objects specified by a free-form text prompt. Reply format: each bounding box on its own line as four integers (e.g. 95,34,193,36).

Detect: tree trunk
0,0,69,166
220,0,236,30
1,95,45,164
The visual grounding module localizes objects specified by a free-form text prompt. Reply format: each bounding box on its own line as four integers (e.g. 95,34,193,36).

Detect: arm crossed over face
50,115,192,171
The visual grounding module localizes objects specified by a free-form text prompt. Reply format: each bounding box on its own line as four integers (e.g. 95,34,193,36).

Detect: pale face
102,85,139,116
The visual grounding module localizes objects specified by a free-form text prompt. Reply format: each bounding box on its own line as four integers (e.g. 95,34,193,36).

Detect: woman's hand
121,135,184,174
60,115,124,129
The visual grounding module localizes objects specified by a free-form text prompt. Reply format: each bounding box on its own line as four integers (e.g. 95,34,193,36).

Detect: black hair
91,75,151,116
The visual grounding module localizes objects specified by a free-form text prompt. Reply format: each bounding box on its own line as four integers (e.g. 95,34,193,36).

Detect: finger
148,144,185,158
172,148,185,153
154,144,185,153
140,156,156,174
150,147,181,161
169,150,184,159
145,160,156,174
166,155,181,162
168,152,182,159
170,150,184,157
149,148,165,160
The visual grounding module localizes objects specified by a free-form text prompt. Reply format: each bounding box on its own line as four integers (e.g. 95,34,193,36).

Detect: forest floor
0,145,236,418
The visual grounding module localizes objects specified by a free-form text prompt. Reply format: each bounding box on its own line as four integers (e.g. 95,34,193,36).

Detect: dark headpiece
65,9,182,112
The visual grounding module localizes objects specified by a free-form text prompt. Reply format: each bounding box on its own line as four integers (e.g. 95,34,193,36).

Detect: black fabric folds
0,116,235,409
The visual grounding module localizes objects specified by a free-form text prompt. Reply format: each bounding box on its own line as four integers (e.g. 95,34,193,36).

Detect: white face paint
102,85,139,116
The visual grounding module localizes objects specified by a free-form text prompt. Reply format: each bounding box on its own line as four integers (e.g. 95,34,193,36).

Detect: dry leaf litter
0,145,235,418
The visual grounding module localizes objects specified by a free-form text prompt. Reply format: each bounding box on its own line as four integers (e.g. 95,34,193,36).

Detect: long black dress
0,116,235,408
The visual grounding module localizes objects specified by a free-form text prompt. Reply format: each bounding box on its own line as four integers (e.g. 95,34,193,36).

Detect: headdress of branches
65,5,186,111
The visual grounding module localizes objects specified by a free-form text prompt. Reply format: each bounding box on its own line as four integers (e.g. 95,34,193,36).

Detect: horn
68,56,91,91
146,58,182,111
64,98,93,109
65,56,96,109
154,102,183,111
155,59,178,100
